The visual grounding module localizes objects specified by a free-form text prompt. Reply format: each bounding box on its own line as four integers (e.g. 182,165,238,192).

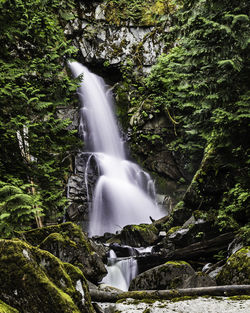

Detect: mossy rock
129,260,216,290
0,300,19,313
18,222,107,284
216,246,250,285
0,239,95,313
103,0,171,26
108,223,158,247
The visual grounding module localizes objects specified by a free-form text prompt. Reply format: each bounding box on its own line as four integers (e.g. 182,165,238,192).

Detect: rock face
19,222,107,284
216,247,250,285
66,153,99,231
129,261,216,291
0,239,95,313
66,1,169,71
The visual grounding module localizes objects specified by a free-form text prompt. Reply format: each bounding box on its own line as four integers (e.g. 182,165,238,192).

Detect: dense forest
0,0,81,236
0,0,250,312
1,0,249,241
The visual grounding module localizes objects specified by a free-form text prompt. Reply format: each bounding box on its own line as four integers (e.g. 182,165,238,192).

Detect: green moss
166,226,182,236
118,291,159,300
0,239,94,313
165,261,189,266
229,295,250,300
216,247,250,285
170,296,198,302
0,300,19,313
103,0,173,26
19,222,92,253
39,233,77,249
131,224,157,233
63,263,94,311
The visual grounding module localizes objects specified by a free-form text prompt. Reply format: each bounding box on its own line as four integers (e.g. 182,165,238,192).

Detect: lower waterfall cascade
101,249,138,291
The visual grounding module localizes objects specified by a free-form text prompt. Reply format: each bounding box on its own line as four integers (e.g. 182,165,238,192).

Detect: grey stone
129,261,216,290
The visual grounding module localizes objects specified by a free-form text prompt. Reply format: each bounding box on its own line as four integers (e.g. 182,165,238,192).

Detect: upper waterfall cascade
69,61,164,236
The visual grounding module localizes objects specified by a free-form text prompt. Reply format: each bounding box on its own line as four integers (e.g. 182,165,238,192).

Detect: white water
69,61,164,236
101,250,138,291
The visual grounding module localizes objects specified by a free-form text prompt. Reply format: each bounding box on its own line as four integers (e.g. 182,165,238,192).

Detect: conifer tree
0,0,80,236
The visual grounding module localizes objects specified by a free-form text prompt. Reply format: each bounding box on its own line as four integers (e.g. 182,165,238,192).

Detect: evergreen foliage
0,179,42,237
138,0,250,231
0,0,80,236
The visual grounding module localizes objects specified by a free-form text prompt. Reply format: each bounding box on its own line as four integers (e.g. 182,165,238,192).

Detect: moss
165,261,189,267
18,222,106,284
104,0,173,26
0,239,94,313
0,300,19,313
228,295,250,300
216,247,250,285
131,224,157,233
170,296,198,302
166,226,182,236
118,291,159,300
63,263,94,312
39,232,77,249
19,222,92,252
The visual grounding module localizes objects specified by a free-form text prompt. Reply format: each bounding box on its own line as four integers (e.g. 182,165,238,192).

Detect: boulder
129,261,216,290
167,219,221,248
19,222,107,284
109,243,139,257
216,246,250,285
108,223,158,247
0,239,94,313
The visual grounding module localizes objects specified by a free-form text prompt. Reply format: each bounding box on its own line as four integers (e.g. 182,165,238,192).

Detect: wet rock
108,223,158,247
129,261,216,290
0,239,94,313
19,222,107,284
167,219,221,248
66,152,99,230
109,243,139,257
227,237,244,257
216,247,250,285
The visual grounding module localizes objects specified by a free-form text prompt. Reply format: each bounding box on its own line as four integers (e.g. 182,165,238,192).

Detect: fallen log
136,232,235,272
171,232,235,260
90,285,250,302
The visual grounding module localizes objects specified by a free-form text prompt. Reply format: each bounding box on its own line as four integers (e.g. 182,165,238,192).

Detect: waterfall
101,250,138,291
69,61,164,237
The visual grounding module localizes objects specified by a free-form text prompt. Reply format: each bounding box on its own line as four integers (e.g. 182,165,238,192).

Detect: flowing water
101,250,138,291
69,61,164,236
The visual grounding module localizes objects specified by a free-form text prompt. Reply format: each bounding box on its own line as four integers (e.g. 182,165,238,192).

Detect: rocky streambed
97,297,250,313
0,221,249,313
